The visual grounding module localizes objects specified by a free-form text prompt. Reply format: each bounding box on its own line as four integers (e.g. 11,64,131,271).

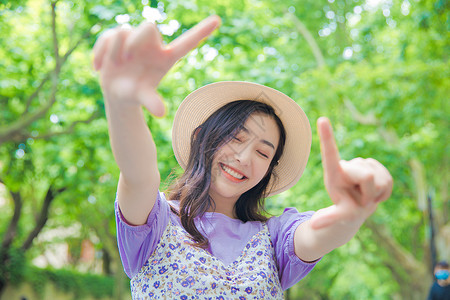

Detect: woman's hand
310,117,393,229
92,15,221,117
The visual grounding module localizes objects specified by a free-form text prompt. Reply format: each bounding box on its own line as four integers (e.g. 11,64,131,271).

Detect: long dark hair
168,100,286,248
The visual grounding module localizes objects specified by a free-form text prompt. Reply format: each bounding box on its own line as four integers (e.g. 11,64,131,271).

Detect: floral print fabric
130,220,283,299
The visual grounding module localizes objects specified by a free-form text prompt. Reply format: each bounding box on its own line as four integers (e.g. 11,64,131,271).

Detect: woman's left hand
310,117,393,230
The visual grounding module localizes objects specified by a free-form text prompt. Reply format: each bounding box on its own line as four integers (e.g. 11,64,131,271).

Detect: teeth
221,164,244,180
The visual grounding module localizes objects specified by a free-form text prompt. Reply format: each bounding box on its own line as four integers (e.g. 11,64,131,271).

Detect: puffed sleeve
115,190,170,278
267,207,320,290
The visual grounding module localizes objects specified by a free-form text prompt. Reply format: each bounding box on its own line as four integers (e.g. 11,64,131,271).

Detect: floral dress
130,220,283,299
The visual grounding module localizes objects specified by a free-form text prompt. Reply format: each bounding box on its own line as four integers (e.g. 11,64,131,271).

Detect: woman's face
209,112,280,206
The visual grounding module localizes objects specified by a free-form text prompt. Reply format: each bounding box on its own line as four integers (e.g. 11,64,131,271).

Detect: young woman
93,15,393,299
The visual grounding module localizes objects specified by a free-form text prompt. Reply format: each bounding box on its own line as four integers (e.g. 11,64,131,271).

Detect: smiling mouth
219,163,247,181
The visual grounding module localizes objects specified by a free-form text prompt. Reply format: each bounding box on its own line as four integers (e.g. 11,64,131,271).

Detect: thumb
137,87,166,117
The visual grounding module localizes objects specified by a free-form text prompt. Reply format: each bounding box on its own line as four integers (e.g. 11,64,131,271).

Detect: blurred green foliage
24,266,119,299
0,0,448,299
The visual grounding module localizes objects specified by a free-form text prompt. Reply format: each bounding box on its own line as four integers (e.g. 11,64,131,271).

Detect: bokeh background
0,0,448,299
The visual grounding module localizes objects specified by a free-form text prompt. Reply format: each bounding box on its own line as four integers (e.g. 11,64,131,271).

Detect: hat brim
172,81,311,196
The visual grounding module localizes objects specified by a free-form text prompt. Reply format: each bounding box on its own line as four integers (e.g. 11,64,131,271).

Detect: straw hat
172,81,311,196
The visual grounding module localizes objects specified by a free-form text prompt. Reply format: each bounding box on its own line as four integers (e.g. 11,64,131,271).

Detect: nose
234,144,252,166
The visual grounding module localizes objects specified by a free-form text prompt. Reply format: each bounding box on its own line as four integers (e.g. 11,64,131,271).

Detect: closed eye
257,150,269,158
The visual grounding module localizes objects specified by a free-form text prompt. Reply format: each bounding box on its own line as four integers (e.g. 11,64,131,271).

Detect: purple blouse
115,191,319,290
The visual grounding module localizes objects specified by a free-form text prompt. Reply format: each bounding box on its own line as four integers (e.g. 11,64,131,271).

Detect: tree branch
23,22,91,114
0,26,93,146
343,98,379,125
0,179,23,251
40,111,100,139
286,12,326,68
6,110,100,143
0,79,58,145
410,158,427,211
51,1,61,69
61,29,92,64
364,219,429,295
1,0,94,146
21,185,66,251
24,73,51,113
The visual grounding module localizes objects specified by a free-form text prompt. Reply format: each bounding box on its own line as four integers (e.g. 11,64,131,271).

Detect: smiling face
209,112,280,209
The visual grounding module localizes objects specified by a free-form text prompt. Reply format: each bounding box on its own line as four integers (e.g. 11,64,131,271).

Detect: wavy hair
168,100,286,248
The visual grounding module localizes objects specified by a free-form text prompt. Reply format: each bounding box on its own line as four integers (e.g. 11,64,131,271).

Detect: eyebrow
241,127,276,150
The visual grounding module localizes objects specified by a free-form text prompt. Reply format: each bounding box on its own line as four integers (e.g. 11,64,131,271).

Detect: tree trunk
21,186,65,251
0,250,7,298
93,218,129,299
103,248,112,275
0,184,64,297
0,185,23,297
364,220,430,299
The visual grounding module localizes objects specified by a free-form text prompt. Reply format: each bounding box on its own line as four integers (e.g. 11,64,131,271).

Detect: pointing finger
317,117,341,177
168,15,221,61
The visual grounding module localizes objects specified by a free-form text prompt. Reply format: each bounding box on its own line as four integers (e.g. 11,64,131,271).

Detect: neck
437,278,450,286
207,195,238,219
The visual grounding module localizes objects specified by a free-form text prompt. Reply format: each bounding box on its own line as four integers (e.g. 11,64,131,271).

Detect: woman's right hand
93,15,221,117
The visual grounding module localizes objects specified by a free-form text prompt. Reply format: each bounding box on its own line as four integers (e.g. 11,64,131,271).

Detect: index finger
167,15,221,60
92,29,115,70
317,117,341,176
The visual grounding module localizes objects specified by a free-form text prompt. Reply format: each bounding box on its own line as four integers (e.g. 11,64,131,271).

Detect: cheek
212,148,225,162
256,162,272,180
216,146,236,163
